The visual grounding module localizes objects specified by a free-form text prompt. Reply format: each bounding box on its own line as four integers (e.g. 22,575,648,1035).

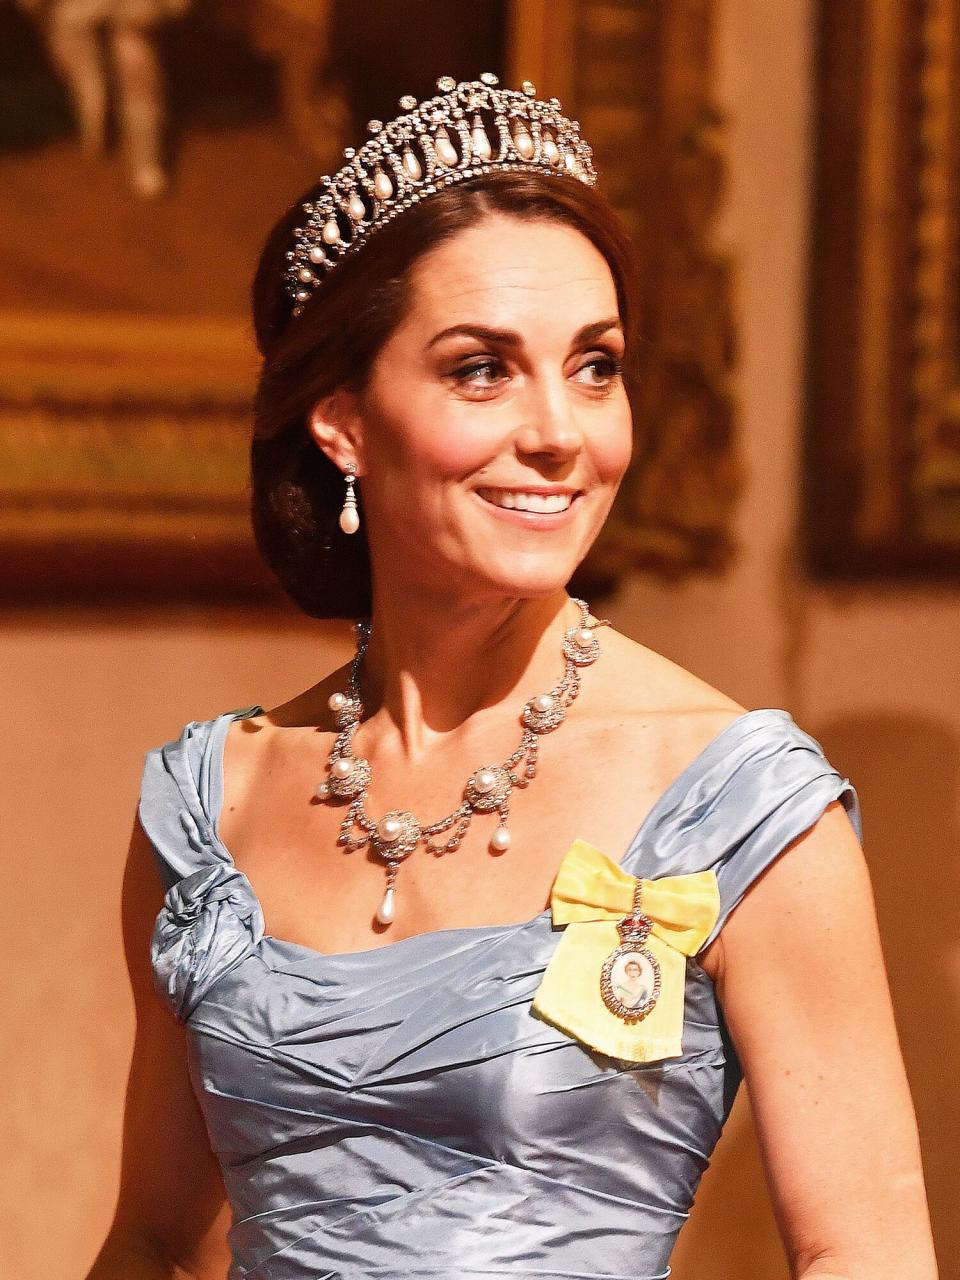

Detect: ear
306,389,366,476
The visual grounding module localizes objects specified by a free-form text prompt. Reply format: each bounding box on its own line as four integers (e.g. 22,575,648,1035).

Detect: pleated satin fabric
139,706,862,1279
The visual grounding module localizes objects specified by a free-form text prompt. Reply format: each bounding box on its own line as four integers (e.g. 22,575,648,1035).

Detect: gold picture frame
805,0,960,578
0,310,263,600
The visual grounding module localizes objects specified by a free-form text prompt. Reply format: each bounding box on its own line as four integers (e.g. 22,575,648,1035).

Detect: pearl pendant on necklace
376,885,396,924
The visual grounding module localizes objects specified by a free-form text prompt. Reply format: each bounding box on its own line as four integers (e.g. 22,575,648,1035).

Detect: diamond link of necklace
314,597,609,926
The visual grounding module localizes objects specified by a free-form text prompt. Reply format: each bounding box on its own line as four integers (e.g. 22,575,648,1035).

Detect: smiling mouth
475,487,581,513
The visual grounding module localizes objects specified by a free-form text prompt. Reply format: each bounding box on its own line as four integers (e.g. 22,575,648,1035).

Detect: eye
572,353,624,391
449,356,508,397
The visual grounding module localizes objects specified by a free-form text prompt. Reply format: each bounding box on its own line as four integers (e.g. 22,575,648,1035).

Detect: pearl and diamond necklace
314,597,609,926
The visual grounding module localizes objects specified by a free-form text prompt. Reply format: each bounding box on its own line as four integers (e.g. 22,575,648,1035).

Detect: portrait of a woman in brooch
612,956,651,1009
85,71,938,1280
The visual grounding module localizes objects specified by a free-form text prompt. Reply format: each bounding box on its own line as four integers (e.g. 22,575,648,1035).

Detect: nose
513,372,585,460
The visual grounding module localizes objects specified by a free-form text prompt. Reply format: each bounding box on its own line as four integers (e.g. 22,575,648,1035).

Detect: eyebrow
426,317,624,351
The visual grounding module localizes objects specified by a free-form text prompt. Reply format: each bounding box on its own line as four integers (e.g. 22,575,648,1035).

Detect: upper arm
712,800,938,1279
104,813,231,1275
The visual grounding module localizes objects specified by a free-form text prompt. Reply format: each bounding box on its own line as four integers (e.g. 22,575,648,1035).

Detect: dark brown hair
250,170,640,619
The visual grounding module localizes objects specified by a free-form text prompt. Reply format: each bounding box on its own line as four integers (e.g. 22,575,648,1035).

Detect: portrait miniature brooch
531,839,721,1062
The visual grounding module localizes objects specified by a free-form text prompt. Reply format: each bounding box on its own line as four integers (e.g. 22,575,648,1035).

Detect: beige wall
5,0,956,1275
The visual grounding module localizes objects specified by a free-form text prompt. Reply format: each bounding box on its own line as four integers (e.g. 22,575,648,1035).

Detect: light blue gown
139,706,861,1279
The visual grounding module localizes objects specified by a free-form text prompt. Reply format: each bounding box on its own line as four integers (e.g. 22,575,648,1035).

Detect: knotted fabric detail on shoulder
151,862,265,1021
531,839,719,1063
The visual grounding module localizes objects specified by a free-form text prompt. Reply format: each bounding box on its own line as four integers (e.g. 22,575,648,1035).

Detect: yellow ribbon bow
531,838,720,1062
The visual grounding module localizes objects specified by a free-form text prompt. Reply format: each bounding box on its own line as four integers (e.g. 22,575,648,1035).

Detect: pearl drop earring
339,464,359,534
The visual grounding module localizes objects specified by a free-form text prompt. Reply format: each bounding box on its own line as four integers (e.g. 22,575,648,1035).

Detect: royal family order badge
599,882,662,1021
530,838,720,1063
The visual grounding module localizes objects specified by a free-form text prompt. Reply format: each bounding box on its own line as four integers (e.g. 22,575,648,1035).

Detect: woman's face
625,961,642,979
337,213,633,604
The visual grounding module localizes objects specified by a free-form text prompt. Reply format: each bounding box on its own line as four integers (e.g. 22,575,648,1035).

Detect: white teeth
478,489,574,513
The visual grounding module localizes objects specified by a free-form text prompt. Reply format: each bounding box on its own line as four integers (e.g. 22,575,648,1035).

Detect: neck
356,587,584,760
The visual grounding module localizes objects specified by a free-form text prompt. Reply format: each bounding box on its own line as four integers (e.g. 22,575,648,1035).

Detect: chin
467,561,584,602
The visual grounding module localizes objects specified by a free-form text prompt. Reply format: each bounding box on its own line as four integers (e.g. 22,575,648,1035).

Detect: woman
87,75,938,1279
612,957,650,1010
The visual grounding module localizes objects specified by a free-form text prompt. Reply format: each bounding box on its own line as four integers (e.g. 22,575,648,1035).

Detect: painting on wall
0,0,508,601
805,0,960,579
0,0,741,602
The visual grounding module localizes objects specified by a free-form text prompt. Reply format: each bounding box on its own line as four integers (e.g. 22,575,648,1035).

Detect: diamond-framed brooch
599,885,662,1022
369,808,422,861
464,764,512,811
325,754,371,798
521,693,566,733
562,624,602,666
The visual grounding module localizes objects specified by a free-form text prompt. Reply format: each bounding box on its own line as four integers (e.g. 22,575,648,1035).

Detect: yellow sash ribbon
531,839,720,1062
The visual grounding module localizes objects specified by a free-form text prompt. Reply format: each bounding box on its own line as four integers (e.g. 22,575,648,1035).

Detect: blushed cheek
366,422,480,535
596,409,635,485
421,431,489,478
369,386,488,480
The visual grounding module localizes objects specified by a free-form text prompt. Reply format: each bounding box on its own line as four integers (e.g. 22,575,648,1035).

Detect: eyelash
451,353,624,395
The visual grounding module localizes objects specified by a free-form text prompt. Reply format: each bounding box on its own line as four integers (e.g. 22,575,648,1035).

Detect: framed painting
805,0,960,578
0,0,739,602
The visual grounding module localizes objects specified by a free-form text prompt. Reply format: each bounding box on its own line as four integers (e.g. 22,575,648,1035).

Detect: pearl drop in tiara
284,72,598,315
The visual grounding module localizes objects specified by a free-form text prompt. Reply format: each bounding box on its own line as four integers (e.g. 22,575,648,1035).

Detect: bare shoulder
219,671,354,807
590,621,749,742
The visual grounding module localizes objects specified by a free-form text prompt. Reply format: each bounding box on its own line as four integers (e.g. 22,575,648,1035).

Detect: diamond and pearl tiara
284,72,598,315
